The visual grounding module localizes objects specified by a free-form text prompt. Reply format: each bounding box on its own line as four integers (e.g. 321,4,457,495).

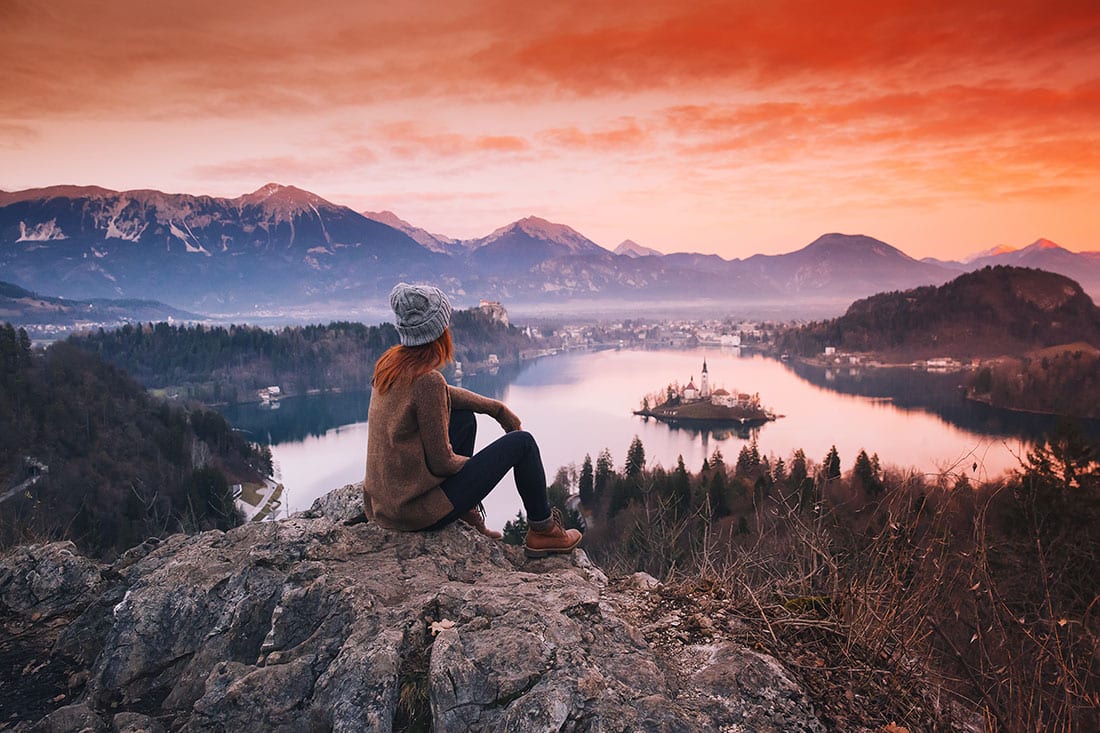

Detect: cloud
654,80,1100,197
371,122,530,158
0,122,39,149
484,0,1100,94
540,119,649,150
191,146,377,181
5,1,1098,118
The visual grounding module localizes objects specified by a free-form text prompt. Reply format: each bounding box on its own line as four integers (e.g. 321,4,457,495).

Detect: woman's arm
413,372,469,476
447,384,522,432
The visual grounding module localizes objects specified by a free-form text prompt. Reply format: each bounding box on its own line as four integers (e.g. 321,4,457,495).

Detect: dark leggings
425,410,552,530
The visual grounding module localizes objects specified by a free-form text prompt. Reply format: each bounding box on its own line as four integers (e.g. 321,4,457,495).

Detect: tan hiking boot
524,508,582,558
460,506,502,539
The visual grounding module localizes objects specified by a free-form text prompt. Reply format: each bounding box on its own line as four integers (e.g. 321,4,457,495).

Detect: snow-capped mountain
0,184,442,310
958,239,1100,297
614,239,664,258
11,183,1089,314
961,243,1018,263
363,210,464,255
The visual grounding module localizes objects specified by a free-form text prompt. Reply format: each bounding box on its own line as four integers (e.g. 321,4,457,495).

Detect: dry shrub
582,456,1098,731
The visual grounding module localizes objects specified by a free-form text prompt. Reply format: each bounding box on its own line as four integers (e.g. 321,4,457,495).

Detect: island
633,358,779,427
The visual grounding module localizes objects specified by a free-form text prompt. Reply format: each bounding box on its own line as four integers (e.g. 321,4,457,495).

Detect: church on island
637,359,775,425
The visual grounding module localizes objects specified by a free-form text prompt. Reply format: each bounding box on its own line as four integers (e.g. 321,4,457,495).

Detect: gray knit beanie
389,282,452,346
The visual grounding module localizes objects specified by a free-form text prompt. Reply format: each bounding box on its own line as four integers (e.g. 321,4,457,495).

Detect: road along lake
220,348,1097,528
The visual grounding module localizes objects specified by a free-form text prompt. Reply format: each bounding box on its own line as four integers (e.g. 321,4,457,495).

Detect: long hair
371,329,454,394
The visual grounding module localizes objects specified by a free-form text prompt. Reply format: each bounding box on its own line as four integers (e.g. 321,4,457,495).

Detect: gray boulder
0,487,824,732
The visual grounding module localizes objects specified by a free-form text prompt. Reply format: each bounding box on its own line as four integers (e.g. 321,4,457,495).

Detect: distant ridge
739,233,954,296
962,244,1018,263
614,239,664,258
0,280,202,331
957,238,1100,298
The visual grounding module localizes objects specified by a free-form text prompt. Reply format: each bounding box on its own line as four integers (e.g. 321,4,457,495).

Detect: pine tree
670,455,691,516
578,454,595,506
708,471,730,517
736,445,754,477
625,436,646,478
790,449,814,512
824,445,841,481
501,512,528,545
595,448,614,500
709,448,725,472
853,449,883,495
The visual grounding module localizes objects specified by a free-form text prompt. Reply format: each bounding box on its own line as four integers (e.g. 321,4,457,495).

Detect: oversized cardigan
363,369,519,530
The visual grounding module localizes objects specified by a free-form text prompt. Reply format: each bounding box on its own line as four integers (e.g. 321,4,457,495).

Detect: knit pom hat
389,282,452,346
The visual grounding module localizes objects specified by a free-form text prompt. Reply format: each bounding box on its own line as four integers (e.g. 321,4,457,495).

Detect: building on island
667,360,763,411
638,358,775,426
683,378,698,401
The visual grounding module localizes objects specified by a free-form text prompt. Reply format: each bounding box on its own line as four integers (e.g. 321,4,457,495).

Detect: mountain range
2,183,1097,315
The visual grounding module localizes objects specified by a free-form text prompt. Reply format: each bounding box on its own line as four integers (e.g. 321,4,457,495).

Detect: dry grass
584,467,1099,732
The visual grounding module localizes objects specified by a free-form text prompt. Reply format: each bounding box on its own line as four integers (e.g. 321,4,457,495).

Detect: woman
363,282,582,557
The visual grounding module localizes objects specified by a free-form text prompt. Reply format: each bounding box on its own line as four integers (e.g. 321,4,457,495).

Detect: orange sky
2,0,1099,259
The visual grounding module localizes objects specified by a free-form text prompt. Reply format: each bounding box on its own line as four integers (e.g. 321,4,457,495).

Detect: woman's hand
496,404,522,432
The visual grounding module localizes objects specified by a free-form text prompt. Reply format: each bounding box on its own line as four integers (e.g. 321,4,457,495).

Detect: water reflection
221,390,373,444
782,360,1100,443
217,348,1097,527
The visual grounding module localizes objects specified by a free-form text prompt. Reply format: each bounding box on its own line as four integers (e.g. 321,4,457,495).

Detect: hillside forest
67,307,536,404
523,432,1100,731
775,267,1100,418
0,323,270,558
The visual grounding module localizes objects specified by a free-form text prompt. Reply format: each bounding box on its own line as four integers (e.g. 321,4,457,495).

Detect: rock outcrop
0,484,825,732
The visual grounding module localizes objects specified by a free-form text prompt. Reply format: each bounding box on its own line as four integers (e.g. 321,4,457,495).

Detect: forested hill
0,280,200,330
0,323,269,558
776,266,1100,358
68,309,537,404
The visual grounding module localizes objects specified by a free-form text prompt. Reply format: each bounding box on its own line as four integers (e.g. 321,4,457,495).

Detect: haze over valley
3,183,1098,320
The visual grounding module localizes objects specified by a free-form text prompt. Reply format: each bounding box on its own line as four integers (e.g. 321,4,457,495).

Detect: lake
220,348,1094,528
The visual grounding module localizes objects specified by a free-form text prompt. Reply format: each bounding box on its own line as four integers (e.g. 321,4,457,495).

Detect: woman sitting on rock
363,282,582,558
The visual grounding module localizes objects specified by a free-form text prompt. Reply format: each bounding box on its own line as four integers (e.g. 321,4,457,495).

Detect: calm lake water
220,348,1095,528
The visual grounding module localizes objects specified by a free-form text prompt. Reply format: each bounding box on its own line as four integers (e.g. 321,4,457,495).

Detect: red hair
372,329,454,394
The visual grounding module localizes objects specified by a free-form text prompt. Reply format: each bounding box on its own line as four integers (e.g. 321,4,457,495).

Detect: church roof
685,379,697,390
712,388,730,396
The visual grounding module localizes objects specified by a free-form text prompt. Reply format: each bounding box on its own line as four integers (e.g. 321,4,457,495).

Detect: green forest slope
68,308,537,403
0,323,269,557
777,266,1100,359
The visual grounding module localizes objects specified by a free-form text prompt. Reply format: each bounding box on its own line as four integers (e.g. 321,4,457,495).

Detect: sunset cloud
191,147,378,182
1,1,1098,258
372,123,530,159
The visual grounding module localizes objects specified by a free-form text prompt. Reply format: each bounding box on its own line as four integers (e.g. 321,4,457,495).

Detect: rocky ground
0,483,836,732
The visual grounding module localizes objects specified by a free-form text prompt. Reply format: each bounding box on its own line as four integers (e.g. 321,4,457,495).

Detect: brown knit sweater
363,369,520,530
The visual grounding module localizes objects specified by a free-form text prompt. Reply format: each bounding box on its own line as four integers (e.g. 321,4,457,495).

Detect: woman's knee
510,429,536,448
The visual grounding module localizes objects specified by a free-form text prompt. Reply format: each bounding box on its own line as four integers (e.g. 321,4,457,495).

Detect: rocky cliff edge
1,483,824,732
